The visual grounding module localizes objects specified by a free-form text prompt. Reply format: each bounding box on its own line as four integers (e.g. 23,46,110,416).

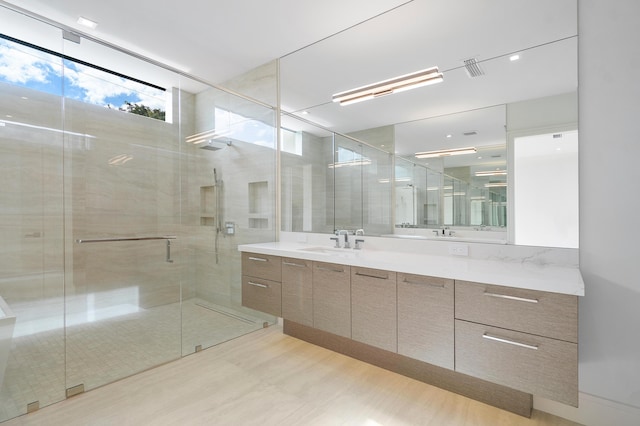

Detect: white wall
579,0,640,420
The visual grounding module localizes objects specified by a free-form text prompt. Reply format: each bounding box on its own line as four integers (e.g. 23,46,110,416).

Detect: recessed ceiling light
510,54,520,62
77,16,98,29
446,134,452,138
301,110,309,115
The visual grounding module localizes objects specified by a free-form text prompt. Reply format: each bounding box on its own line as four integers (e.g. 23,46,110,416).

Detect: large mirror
279,0,578,248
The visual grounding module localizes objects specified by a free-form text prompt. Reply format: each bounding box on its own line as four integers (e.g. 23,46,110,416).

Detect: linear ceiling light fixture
332,66,443,106
415,147,477,159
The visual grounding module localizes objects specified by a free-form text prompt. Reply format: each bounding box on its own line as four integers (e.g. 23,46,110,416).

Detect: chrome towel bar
75,236,177,262
75,236,176,243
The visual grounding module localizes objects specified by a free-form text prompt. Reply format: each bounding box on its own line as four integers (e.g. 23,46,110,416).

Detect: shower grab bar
75,236,176,243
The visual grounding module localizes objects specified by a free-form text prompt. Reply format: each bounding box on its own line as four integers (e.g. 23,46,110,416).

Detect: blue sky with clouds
0,38,165,114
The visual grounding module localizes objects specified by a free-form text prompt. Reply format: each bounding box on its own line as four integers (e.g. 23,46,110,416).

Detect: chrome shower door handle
166,239,174,263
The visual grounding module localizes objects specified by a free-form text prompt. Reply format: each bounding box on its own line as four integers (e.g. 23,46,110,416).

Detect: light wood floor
4,326,581,426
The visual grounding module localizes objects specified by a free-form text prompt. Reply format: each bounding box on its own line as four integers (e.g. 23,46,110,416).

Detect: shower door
62,36,183,393
0,12,67,420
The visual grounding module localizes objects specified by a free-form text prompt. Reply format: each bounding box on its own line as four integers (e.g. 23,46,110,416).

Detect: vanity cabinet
454,280,577,342
241,252,282,317
239,244,583,414
351,267,397,352
312,261,351,338
454,281,578,406
281,257,313,327
397,273,454,369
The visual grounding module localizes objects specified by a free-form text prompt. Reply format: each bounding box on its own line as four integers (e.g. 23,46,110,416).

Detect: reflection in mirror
279,0,577,246
395,105,507,235
280,113,392,235
281,115,333,234
514,129,578,248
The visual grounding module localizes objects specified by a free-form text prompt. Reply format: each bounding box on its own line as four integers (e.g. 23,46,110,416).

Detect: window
0,34,166,121
281,127,302,155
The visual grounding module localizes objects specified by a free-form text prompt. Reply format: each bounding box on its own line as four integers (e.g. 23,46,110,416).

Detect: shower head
200,140,232,151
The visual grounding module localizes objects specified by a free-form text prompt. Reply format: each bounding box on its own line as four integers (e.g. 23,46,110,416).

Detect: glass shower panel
425,168,442,227
280,114,334,234
0,9,66,421
62,36,182,392
334,135,364,231
361,143,392,235
395,158,416,227
453,179,469,226
180,83,277,355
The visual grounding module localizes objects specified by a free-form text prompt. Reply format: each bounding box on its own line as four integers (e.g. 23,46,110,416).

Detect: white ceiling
1,0,577,166
2,0,411,83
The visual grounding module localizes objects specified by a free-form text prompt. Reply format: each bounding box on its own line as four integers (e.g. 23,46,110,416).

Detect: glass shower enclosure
0,5,277,422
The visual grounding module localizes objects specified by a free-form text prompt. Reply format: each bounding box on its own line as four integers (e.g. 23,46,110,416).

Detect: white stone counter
238,240,584,296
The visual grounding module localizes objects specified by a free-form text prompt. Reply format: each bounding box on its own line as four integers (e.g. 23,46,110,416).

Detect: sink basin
298,246,357,256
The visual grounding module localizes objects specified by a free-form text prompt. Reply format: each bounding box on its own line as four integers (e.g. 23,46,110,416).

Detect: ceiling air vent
463,131,478,136
463,57,485,78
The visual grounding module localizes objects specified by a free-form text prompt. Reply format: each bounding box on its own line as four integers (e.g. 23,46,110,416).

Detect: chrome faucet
338,230,350,248
329,236,340,248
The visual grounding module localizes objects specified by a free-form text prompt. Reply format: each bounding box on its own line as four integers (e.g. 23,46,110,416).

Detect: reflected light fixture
328,159,372,168
415,147,477,159
185,129,232,145
485,182,507,188
332,66,443,106
475,169,507,177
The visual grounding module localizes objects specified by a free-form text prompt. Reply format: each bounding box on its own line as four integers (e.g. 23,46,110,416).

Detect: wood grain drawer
312,261,351,338
397,273,454,369
241,275,282,317
241,252,281,283
282,257,313,327
455,320,577,406
455,281,578,343
351,267,397,352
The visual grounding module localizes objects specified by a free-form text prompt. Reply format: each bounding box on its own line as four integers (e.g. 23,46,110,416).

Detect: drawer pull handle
355,272,388,280
317,266,344,273
403,279,445,288
247,281,268,289
248,257,268,262
482,333,539,350
283,261,305,267
483,292,538,304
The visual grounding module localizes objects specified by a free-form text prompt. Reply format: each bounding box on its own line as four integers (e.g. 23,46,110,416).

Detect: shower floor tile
0,298,265,422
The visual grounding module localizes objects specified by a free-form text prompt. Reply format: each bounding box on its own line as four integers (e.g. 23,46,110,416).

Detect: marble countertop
238,241,585,296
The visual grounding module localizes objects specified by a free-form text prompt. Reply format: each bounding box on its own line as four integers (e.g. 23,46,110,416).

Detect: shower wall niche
248,181,269,229
200,185,217,226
